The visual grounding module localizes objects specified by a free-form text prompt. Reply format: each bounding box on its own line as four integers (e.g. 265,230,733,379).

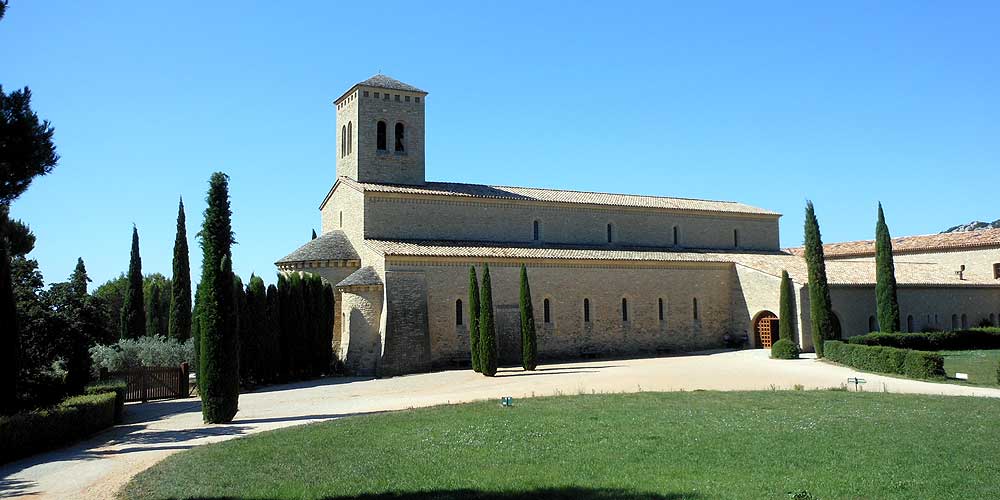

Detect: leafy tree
519,265,537,371
169,197,192,341
875,203,900,333
467,266,481,372
0,86,59,205
145,282,162,336
198,172,238,424
778,270,794,343
0,229,18,413
120,226,146,339
803,201,836,357
478,263,497,377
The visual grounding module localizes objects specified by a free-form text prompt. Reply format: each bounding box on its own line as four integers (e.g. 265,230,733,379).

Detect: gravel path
3,349,998,499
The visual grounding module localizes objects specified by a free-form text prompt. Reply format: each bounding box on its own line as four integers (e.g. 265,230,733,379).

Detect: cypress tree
198,172,239,424
145,282,162,336
169,197,192,341
265,283,281,383
478,263,497,377
276,273,291,381
321,282,335,374
120,225,146,339
311,229,317,240
875,203,900,333
803,201,836,357
233,274,247,385
519,264,537,371
288,272,304,379
467,266,481,372
1,232,19,413
778,270,794,342
64,258,94,394
244,275,267,384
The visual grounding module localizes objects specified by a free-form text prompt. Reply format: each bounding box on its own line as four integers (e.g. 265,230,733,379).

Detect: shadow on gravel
0,477,36,497
495,370,600,377
247,376,375,394
155,488,700,500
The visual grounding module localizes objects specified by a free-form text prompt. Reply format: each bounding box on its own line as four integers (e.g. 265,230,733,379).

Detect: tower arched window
347,121,352,155
543,299,551,324
395,122,405,152
583,298,590,323
533,220,540,241
456,299,463,326
622,298,628,322
341,125,346,158
376,121,387,151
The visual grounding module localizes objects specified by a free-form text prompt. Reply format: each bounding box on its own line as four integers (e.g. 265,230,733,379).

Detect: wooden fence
102,363,190,403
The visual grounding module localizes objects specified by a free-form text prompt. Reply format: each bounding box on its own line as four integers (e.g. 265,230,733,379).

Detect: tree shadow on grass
159,488,700,500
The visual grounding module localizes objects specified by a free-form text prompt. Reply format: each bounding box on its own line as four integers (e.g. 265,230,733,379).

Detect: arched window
658,298,665,322
607,224,613,243
673,226,679,246
340,125,346,158
733,229,739,248
533,220,539,241
961,314,968,329
991,313,997,326
583,298,590,323
456,299,463,326
622,298,628,321
543,299,551,324
395,122,405,152
692,298,699,320
376,121,387,151
906,315,914,333
347,121,353,155
869,316,877,332
951,314,959,330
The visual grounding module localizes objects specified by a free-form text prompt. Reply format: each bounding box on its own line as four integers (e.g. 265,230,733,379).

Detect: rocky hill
942,220,1000,233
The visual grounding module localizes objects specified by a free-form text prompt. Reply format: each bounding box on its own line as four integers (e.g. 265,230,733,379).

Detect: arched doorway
753,311,779,348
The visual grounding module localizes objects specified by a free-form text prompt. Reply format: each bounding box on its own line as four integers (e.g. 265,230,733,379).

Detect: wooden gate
105,364,190,403
754,312,779,348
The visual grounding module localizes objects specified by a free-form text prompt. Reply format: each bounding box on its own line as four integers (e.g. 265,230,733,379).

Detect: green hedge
85,380,128,423
824,341,945,380
847,328,1000,351
770,339,800,360
0,391,117,464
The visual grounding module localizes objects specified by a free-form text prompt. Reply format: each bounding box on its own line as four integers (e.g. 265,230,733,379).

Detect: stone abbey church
277,75,1000,377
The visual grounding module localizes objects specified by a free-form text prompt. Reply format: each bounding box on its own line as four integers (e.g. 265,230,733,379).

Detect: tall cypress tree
321,282,335,374
145,282,162,336
479,263,497,377
169,197,192,341
519,264,537,371
467,266,481,372
875,203,900,333
265,283,281,383
778,270,794,342
64,258,94,394
120,225,146,339
198,172,239,424
1,231,19,413
803,201,835,357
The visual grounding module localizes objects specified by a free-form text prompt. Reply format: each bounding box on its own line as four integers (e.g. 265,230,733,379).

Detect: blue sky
3,1,998,288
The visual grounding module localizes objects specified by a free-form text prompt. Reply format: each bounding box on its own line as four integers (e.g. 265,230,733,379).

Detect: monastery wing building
277,75,1000,377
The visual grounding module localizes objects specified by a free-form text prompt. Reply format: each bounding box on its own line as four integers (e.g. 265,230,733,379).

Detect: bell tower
334,75,427,186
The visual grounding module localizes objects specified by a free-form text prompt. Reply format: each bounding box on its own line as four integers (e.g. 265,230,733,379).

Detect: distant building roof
366,239,1000,288
275,231,359,265
335,74,426,104
336,266,382,287
787,228,1000,258
333,177,779,217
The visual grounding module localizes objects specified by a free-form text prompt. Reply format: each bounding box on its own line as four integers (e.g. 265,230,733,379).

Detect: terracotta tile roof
367,239,1000,288
787,228,1000,258
338,177,779,216
275,231,359,265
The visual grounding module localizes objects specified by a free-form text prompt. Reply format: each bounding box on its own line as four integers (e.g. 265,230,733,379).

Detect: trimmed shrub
847,328,1000,351
0,391,116,464
824,341,944,379
770,338,799,359
85,380,127,423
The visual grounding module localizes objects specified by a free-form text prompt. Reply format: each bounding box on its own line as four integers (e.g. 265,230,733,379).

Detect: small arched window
347,121,353,155
607,224,613,243
692,298,699,320
951,314,959,330
339,211,343,228
376,121,387,151
340,125,346,158
456,299,463,326
533,220,539,241
583,298,590,323
906,315,914,333
622,298,628,321
733,229,739,248
991,313,997,326
543,299,551,324
961,314,968,329
395,122,405,152
673,226,679,246
868,316,877,332
658,298,665,322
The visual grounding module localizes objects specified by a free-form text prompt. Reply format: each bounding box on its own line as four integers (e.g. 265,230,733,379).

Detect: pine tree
778,270,794,342
169,197,192,341
69,257,89,297
120,225,146,339
478,263,498,377
875,203,900,333
803,201,836,357
145,282,162,336
198,172,239,424
1,231,19,413
519,264,537,371
467,266,481,372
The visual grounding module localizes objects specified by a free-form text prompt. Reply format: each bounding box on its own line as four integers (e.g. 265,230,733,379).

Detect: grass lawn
941,350,1000,386
120,391,1000,500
